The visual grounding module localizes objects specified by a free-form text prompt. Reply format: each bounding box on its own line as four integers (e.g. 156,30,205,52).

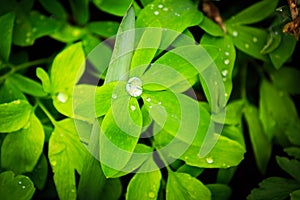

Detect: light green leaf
291,189,300,200
276,157,300,183
228,25,268,61
0,171,35,200
93,0,132,16
105,7,135,83
271,67,300,95
226,0,279,25
284,147,300,160
39,0,67,20
50,42,85,94
244,104,271,173
27,154,48,190
126,170,161,200
1,113,44,174
206,184,232,200
199,16,224,37
0,12,15,62
49,118,88,200
166,171,211,200
221,125,245,147
201,34,236,102
0,100,31,133
87,21,119,38
69,0,89,25
36,67,51,93
269,34,297,69
7,74,47,97
247,177,300,200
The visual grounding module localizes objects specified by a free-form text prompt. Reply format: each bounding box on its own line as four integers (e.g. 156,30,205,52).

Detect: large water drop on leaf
126,77,143,97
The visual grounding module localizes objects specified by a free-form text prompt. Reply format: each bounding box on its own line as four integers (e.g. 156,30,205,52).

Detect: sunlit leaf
93,0,132,16
199,16,224,37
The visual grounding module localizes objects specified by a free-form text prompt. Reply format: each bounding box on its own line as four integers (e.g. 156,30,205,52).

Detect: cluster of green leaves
0,0,299,200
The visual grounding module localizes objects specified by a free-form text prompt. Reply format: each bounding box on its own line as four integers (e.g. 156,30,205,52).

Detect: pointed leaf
36,67,51,93
0,12,15,62
87,21,119,38
199,16,224,37
93,0,132,16
276,157,300,183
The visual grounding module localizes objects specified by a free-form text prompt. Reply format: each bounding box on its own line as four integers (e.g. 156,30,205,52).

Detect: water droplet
154,11,159,15
221,69,228,77
214,81,218,85
56,92,68,103
18,181,22,185
275,31,279,35
225,93,228,97
223,77,227,82
71,189,76,193
149,105,153,109
146,98,151,102
224,59,230,65
245,43,250,48
158,101,162,105
232,31,238,37
130,105,136,111
13,100,21,104
126,77,143,97
148,192,155,198
163,7,168,11
225,51,230,56
26,32,31,37
252,37,258,43
206,157,214,164
174,12,180,16
25,38,31,43
22,185,26,189
158,4,163,8
52,160,57,166
112,94,118,99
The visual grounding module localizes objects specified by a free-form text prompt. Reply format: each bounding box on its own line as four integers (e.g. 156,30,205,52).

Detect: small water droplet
22,185,26,189
225,51,230,56
275,31,279,35
71,189,76,193
221,69,228,77
56,92,68,103
206,157,214,164
130,105,136,111
13,100,21,104
154,11,160,15
158,4,163,8
224,59,230,65
26,32,31,37
25,38,31,43
18,181,22,185
148,192,155,198
146,98,151,102
174,12,180,16
232,31,238,37
252,37,258,43
225,93,228,97
158,101,162,105
52,160,57,166
112,94,118,99
245,43,250,48
163,7,168,11
126,77,143,97
149,105,153,109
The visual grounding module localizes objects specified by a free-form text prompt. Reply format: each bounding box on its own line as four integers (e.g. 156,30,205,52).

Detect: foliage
0,0,299,199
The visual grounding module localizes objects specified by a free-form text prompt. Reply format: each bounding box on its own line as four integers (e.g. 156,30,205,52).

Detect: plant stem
240,62,248,101
37,100,57,125
13,58,51,72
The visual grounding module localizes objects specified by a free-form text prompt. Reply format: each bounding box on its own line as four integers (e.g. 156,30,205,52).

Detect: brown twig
202,0,226,32
283,0,300,40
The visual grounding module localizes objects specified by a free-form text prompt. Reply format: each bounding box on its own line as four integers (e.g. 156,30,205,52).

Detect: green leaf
39,0,67,20
87,21,119,38
36,67,51,93
166,171,211,200
50,42,85,94
100,87,143,177
126,170,161,200
276,157,300,183
271,67,300,95
269,34,297,69
27,154,48,190
177,164,204,177
206,184,232,200
7,74,47,97
136,0,203,32
244,104,271,173
291,189,300,200
104,7,135,84
217,167,237,185
228,25,268,61
0,12,15,62
93,0,132,16
81,34,101,54
212,100,245,125
1,113,44,174
247,177,300,200
260,31,281,54
259,80,298,144
0,100,31,133
50,24,86,43
199,16,224,37
284,147,300,160
69,0,89,25
49,118,88,200
226,0,279,25
201,34,236,102
0,171,35,200
100,178,122,200
0,81,26,103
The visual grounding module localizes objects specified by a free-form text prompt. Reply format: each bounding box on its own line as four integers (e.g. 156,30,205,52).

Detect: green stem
152,141,172,172
37,100,57,125
13,58,51,72
240,62,248,101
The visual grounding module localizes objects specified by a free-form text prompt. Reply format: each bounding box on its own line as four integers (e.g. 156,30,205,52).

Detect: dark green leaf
206,184,232,200
177,164,204,177
247,177,300,200
105,7,135,83
291,189,300,200
81,34,101,54
69,0,89,25
27,154,48,190
284,147,300,160
199,16,224,37
100,178,122,200
226,0,279,25
276,157,300,183
39,0,67,20
0,12,15,62
271,67,300,95
93,0,132,16
0,171,35,200
87,21,119,38
260,31,281,54
0,100,31,133
244,104,271,173
166,171,211,200
212,100,245,125
126,170,161,200
50,24,86,43
0,81,26,103
217,167,237,184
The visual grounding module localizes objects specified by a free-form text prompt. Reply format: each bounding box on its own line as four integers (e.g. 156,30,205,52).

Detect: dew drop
252,37,258,43
146,98,151,102
26,32,31,37
224,59,230,65
52,160,57,166
163,7,168,11
13,100,21,104
232,31,238,37
22,186,26,189
225,51,230,56
126,77,143,97
112,93,118,99
244,43,250,48
174,12,180,16
18,181,22,185
223,77,227,82
148,192,155,198
149,105,153,109
154,11,160,15
25,38,31,43
206,157,214,164
221,69,228,77
225,93,228,97
158,101,162,105
158,4,163,8
130,105,136,111
56,92,68,103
